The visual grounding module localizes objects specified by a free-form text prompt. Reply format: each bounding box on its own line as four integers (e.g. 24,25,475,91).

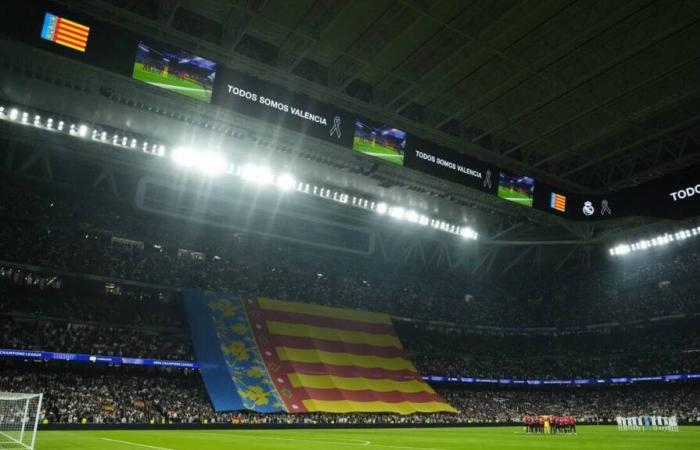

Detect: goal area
0,392,42,450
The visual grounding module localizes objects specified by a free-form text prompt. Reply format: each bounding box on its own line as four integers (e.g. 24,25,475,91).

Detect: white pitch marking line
101,437,175,450
208,432,447,450
208,432,370,447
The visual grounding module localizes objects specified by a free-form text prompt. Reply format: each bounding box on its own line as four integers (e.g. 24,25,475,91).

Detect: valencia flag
41,13,90,53
245,297,456,414
550,192,567,213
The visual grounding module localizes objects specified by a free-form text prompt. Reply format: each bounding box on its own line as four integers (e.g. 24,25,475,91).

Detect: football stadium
1,1,700,450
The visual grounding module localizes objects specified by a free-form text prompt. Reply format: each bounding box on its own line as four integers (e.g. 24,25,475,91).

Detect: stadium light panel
388,206,405,220
0,104,480,242
196,152,227,176
172,148,226,176
610,228,700,257
276,173,297,191
240,164,274,184
171,147,196,167
405,210,418,223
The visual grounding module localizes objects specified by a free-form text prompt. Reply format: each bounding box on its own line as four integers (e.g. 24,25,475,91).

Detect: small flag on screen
550,192,567,212
40,13,90,53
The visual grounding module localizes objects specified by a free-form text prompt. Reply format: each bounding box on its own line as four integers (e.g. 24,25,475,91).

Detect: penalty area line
101,437,175,450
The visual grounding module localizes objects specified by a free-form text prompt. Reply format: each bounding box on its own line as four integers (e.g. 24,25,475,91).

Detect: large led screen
132,41,217,103
352,119,407,165
498,171,535,207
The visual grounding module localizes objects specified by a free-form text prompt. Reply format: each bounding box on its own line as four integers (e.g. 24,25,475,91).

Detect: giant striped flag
246,297,456,414
40,13,90,53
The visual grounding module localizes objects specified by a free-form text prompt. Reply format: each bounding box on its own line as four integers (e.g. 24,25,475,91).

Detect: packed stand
2,362,699,425
402,320,700,379
2,177,700,328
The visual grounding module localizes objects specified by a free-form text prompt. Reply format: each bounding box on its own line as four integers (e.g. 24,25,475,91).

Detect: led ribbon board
211,67,355,148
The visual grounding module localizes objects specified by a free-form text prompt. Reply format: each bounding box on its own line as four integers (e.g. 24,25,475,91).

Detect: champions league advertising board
212,68,354,148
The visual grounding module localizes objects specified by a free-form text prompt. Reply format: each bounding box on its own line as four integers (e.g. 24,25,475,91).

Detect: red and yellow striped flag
41,13,90,53
245,297,456,414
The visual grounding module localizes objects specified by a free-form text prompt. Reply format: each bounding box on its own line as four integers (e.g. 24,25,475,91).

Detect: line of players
616,416,679,432
523,415,576,434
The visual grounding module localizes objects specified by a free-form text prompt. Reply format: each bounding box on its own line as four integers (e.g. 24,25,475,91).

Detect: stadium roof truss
14,0,700,274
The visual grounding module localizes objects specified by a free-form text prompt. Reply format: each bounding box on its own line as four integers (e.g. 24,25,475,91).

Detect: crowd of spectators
402,321,700,379
0,316,193,361
2,269,700,380
0,270,185,328
1,176,700,426
442,385,700,423
2,363,699,425
2,177,700,329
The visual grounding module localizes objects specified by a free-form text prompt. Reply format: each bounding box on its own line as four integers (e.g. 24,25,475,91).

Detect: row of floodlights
0,106,165,157
0,105,477,240
172,147,478,239
609,227,700,256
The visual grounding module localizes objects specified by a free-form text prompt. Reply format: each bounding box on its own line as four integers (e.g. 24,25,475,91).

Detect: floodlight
376,203,388,215
9,109,18,121
171,147,195,167
196,151,227,175
78,124,89,137
389,207,405,220
240,164,274,184
461,227,477,240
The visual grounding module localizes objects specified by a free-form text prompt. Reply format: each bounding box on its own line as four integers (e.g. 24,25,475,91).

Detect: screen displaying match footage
498,171,535,207
132,40,217,103
352,119,407,165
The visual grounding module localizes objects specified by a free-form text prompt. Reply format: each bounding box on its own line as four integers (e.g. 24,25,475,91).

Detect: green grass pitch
132,63,212,103
497,186,533,207
352,137,404,165
35,426,699,450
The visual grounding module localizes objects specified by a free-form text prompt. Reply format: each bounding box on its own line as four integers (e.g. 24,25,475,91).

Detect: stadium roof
6,0,700,274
